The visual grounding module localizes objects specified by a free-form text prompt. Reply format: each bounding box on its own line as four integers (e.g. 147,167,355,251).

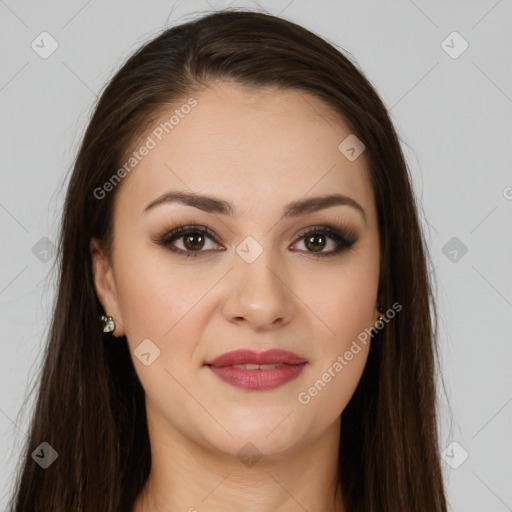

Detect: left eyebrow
143,191,366,224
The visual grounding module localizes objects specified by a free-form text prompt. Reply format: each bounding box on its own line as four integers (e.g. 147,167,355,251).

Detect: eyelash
154,223,358,258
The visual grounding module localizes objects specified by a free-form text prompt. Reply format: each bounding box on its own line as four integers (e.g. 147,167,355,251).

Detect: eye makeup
150,216,360,259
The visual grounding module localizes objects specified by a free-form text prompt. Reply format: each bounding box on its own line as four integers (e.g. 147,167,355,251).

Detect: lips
204,348,308,367
204,349,308,391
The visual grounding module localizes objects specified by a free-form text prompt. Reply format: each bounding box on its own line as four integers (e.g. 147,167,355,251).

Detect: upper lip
204,349,308,367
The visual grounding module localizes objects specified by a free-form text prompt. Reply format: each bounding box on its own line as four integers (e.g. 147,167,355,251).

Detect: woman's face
91,81,380,460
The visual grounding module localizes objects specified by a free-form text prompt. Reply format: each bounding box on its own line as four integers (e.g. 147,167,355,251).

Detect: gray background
1,0,511,510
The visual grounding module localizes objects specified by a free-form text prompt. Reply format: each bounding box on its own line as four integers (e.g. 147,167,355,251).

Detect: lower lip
206,363,308,391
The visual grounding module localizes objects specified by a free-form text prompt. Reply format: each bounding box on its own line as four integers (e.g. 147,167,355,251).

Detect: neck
133,402,345,512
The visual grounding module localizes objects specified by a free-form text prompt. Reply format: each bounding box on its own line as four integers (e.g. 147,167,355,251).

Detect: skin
91,81,381,512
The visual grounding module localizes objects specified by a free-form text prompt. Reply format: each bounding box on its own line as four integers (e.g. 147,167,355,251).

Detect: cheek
295,255,377,412
297,343,370,425
300,261,379,348
303,289,372,410
112,240,214,344
111,246,212,414
296,268,376,415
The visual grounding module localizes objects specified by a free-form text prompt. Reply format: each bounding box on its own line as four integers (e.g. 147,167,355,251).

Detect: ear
90,238,125,337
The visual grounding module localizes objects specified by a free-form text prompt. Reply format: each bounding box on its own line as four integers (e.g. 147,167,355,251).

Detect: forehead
117,81,375,221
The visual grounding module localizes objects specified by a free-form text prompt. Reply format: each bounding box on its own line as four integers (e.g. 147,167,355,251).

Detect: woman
9,9,448,512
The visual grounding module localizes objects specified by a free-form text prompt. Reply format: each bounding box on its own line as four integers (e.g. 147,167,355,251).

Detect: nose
221,247,295,332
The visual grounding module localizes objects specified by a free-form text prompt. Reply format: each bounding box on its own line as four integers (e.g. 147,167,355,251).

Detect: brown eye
182,232,206,251
157,225,222,257
156,224,357,259
304,233,328,253
291,226,358,257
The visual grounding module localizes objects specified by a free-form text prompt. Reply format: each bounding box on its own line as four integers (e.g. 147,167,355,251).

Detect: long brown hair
9,8,448,511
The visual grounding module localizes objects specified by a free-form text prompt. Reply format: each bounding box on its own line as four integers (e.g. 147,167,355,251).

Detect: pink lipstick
204,349,308,391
